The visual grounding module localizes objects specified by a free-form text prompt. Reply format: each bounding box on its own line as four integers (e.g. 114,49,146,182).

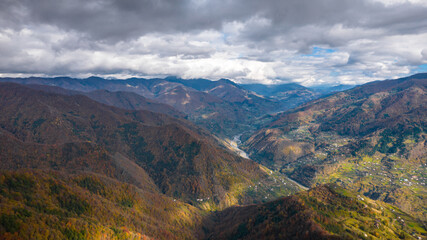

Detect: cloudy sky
0,0,426,85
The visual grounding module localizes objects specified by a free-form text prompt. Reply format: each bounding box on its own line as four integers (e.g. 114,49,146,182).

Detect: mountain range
0,83,306,207
0,76,348,138
243,73,427,221
0,74,425,239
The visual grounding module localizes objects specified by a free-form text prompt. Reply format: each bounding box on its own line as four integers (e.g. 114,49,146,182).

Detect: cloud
0,0,426,85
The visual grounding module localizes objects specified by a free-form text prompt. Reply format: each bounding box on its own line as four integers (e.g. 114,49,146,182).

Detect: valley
225,134,309,191
1,0,426,239
0,76,326,139
0,74,425,239
243,73,427,222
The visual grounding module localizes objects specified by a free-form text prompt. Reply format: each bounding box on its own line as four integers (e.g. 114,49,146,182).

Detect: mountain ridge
0,76,323,137
0,82,298,209
0,73,426,239
243,73,427,220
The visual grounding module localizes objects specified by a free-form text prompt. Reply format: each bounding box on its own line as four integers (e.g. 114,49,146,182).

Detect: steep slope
85,90,185,118
155,84,281,137
25,84,186,119
0,77,261,137
244,73,427,220
164,77,262,103
309,84,356,95
241,83,320,110
241,83,307,96
0,76,312,138
0,77,425,239
0,83,295,209
0,169,203,240
2,171,424,239
203,184,426,240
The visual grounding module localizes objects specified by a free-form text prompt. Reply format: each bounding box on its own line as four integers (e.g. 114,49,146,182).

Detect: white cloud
0,0,426,85
371,0,427,7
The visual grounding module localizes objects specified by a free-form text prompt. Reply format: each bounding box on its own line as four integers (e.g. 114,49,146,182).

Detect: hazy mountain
241,83,320,110
243,73,427,220
153,84,279,137
86,89,186,119
25,84,186,119
0,77,315,137
241,83,308,96
309,84,356,95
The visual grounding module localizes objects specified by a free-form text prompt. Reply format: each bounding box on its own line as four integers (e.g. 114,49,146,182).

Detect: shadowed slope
203,184,426,240
25,84,186,119
0,83,291,208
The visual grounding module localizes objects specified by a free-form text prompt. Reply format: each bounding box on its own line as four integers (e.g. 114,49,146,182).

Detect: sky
0,0,426,86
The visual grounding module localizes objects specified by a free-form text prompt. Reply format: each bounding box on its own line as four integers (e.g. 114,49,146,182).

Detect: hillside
309,84,356,95
203,184,426,240
0,77,315,137
85,90,186,119
2,171,424,240
241,83,320,110
0,83,298,209
0,170,203,240
0,78,425,239
25,84,186,119
243,73,427,220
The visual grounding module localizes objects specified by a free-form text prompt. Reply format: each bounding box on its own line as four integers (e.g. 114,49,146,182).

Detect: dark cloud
0,0,425,49
0,0,421,40
0,0,426,84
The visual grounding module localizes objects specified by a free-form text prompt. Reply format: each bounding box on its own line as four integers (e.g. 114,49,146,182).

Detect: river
229,134,309,191
228,134,249,159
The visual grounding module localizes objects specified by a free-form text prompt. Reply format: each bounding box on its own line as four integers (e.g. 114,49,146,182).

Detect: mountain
86,90,186,119
241,83,320,110
173,78,270,104
0,77,314,138
25,84,186,119
0,169,203,240
0,76,425,239
203,184,426,240
243,73,427,220
309,84,356,95
155,80,286,137
3,171,424,239
241,83,358,111
153,84,269,137
0,83,299,209
241,83,308,96
164,77,238,92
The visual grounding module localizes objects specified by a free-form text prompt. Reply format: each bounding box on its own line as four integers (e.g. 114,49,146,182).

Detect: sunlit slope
244,73,427,220
203,184,426,240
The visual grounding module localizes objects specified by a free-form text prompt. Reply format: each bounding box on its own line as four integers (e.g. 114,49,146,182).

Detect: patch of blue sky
304,46,337,57
412,64,427,73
